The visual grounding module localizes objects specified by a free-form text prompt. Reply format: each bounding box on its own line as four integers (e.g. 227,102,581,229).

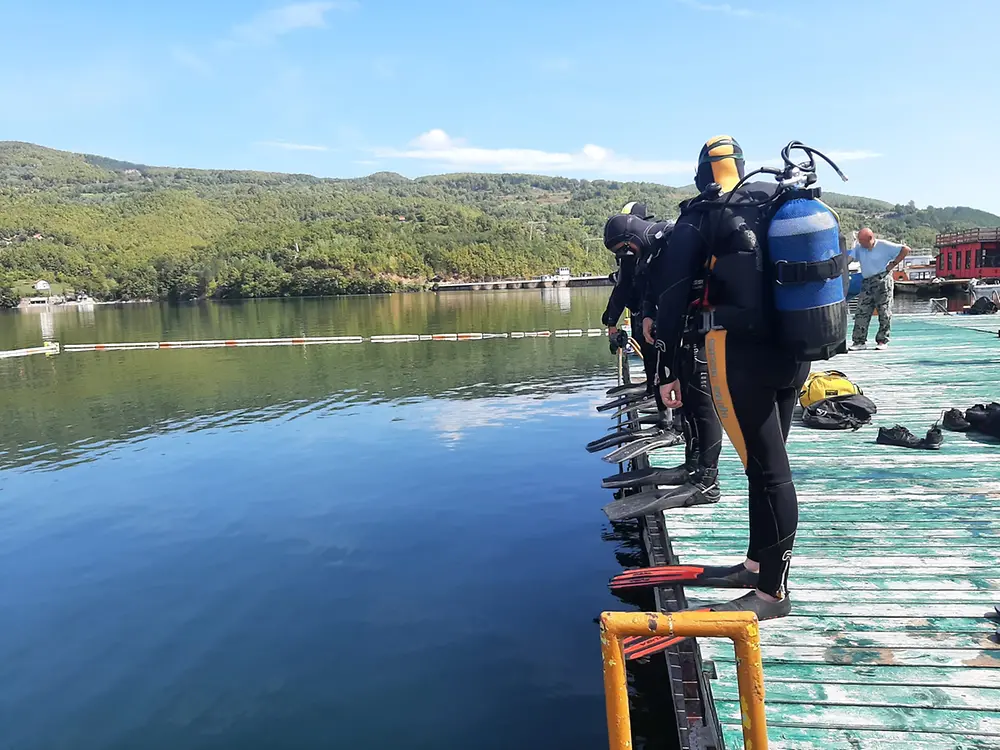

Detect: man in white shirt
849,228,909,350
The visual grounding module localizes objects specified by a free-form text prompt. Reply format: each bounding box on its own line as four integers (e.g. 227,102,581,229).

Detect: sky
4,0,1000,212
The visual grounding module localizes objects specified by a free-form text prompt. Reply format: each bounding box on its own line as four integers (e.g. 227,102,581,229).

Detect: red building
934,228,1000,279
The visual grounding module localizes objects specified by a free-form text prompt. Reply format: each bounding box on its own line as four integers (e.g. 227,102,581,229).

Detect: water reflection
540,285,573,312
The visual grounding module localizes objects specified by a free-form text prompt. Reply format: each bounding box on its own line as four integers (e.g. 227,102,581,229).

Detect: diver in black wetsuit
602,202,668,414
603,205,720,487
654,136,809,621
640,228,724,499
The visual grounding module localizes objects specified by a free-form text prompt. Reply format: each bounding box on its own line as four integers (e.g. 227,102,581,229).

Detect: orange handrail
599,610,768,750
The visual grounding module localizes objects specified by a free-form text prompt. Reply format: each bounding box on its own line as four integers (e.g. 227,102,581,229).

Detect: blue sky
5,0,1000,212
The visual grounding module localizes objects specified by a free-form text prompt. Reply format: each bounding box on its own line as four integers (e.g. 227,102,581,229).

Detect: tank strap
774,254,847,285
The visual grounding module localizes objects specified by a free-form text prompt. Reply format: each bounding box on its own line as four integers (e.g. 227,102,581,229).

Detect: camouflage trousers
852,272,893,345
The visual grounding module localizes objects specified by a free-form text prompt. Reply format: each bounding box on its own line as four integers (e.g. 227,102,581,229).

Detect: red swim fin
610,564,757,592
621,634,686,660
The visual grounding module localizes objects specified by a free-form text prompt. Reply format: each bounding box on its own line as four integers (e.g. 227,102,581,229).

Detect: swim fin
597,391,654,413
601,465,690,489
609,563,758,593
607,381,648,397
699,591,791,621
587,427,669,453
607,403,661,421
602,431,684,464
602,482,719,521
621,634,686,660
607,413,665,431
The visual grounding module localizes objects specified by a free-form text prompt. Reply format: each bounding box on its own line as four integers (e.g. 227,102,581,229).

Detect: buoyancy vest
696,183,850,360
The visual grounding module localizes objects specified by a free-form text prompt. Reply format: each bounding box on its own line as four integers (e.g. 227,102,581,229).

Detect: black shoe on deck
876,425,922,449
708,591,791,621
942,409,971,432
919,426,944,450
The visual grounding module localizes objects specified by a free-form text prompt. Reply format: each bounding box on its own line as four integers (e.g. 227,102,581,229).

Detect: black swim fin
602,482,719,521
587,426,668,454
602,431,684,464
609,563,758,593
607,413,665,431
694,591,791,621
601,465,690,489
607,381,648,397
606,403,661,421
597,391,654,413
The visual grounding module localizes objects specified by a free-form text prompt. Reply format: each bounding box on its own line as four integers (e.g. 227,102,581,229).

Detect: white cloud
228,2,356,46
256,140,329,152
377,129,695,176
676,0,760,18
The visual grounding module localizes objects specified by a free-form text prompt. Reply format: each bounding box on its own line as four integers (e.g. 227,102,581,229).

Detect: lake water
0,288,687,750
0,288,964,750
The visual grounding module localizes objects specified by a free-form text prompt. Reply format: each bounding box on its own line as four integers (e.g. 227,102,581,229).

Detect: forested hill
1,141,998,304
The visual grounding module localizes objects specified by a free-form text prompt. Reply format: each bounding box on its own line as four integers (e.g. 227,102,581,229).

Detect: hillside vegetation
2,141,997,304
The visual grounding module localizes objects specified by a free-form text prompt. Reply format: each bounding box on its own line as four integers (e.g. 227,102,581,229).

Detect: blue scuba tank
766,193,848,360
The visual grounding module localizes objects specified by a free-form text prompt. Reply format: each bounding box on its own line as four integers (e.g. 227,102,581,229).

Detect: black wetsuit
654,185,808,600
642,244,722,475
602,220,672,409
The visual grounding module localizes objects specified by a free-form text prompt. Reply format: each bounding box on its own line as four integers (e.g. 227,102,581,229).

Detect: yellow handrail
599,610,768,750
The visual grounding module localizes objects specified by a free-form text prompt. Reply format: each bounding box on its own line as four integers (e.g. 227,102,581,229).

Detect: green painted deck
649,315,1000,749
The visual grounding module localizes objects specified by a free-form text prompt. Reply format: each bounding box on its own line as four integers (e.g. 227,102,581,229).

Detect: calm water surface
0,288,681,750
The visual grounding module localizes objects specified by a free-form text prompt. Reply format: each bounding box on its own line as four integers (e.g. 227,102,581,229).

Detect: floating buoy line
1,329,608,359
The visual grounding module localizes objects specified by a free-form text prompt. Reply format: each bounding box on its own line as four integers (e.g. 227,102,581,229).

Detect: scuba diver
598,203,723,517
602,201,669,415
651,136,849,620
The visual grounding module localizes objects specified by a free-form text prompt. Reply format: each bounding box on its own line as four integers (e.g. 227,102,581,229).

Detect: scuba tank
702,141,851,361
766,190,848,360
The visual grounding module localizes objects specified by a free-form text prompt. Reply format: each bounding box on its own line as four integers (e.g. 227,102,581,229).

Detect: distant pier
432,275,611,292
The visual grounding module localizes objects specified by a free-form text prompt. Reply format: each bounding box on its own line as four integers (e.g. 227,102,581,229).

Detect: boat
968,278,1000,303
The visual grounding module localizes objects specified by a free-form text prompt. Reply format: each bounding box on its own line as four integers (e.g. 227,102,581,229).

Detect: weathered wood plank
705,660,1000,688
714,699,1000,734
698,641,1000,668
693,602,995,618
721,724,1000,750
712,675,1000,711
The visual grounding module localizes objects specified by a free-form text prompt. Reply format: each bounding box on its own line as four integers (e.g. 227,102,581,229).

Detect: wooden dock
645,314,1000,749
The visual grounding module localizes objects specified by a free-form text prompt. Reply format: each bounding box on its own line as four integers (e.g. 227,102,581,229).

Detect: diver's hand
659,379,682,409
608,325,618,337
642,317,655,345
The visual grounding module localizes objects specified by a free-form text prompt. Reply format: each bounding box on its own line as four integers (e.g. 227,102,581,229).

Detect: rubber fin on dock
602,483,719,521
587,427,668,454
607,382,648,397
597,391,654,413
601,465,689,489
621,634,686,660
609,564,758,592
601,431,684,464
